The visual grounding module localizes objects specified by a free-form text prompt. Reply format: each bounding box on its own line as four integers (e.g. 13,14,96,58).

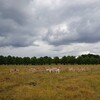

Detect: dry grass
0,65,100,100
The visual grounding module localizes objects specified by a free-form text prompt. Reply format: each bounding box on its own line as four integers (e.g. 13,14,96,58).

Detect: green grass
0,65,100,100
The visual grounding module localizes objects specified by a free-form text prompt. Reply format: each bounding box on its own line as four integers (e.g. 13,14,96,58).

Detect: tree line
0,54,100,65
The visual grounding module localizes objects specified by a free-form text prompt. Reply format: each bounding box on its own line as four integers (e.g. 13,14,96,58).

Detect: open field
0,65,100,100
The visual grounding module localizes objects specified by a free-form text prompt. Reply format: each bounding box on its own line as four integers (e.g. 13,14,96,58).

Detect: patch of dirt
65,86,79,91
0,77,10,82
26,81,37,86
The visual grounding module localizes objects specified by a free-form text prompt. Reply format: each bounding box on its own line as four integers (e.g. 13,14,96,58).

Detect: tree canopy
0,54,100,65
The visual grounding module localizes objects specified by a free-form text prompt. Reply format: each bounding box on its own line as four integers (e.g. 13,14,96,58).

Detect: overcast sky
0,0,100,57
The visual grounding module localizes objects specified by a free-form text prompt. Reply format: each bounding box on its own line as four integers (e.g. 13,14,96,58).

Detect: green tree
0,55,5,65
47,57,52,65
38,57,44,65
23,57,30,65
31,57,37,65
61,56,67,65
53,57,60,65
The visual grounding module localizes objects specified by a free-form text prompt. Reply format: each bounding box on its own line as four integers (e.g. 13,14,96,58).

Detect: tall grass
0,65,100,100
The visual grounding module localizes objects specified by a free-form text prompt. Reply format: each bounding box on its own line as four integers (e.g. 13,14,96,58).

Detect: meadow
0,65,100,100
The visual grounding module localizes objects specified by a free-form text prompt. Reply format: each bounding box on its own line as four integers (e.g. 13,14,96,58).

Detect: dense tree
15,57,23,65
31,57,37,65
61,56,68,65
67,56,76,64
0,55,5,65
47,57,52,65
38,57,46,65
0,54,100,65
6,56,14,65
23,57,30,65
53,57,60,65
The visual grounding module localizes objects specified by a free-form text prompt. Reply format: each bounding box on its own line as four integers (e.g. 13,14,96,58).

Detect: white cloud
0,0,100,57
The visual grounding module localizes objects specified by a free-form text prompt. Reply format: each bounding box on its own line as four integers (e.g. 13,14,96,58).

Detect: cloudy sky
0,0,100,57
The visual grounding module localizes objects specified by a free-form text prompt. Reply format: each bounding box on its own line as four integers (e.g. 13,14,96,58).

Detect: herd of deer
9,67,91,73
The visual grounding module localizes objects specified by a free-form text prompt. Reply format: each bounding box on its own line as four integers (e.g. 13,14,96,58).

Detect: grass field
0,65,100,100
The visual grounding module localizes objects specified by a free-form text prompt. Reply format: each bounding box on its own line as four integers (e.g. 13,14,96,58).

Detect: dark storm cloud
0,0,30,25
0,0,100,48
43,1,100,46
0,0,36,47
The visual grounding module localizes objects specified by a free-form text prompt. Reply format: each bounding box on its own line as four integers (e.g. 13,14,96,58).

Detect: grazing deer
29,68,37,72
46,68,60,73
68,67,75,72
10,68,19,73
